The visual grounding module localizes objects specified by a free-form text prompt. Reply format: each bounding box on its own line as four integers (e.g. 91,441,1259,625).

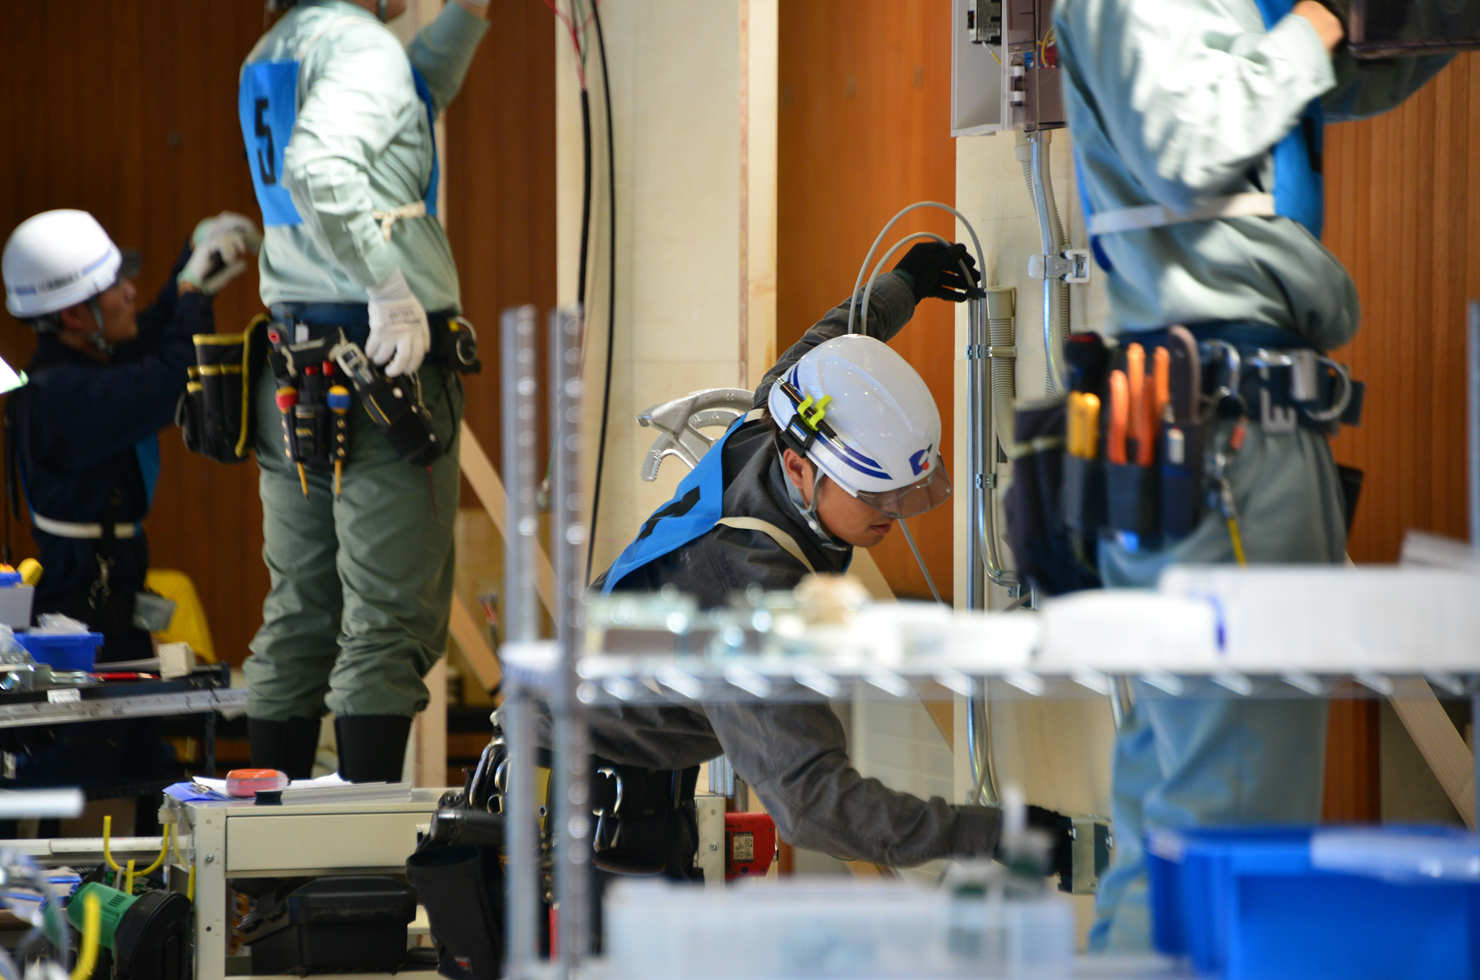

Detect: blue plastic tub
1147,825,1480,980
15,632,104,671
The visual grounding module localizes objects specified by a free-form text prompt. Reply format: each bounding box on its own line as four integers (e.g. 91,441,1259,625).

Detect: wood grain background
0,1,555,668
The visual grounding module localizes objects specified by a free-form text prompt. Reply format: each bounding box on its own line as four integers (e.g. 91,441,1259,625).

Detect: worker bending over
566,243,1069,876
238,0,490,782
1052,0,1450,950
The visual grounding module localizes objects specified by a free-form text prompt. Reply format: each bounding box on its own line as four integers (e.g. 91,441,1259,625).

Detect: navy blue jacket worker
3,209,256,661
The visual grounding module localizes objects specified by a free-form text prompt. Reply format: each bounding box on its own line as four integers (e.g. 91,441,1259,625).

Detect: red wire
539,0,587,89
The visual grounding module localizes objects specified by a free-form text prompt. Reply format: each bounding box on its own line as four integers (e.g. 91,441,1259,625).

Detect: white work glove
365,267,430,377
178,211,262,295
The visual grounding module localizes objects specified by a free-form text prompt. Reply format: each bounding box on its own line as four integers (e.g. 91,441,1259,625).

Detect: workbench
0,666,245,777
171,789,446,980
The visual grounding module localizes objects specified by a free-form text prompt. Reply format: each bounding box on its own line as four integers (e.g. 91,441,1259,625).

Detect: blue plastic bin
15,632,104,671
1147,825,1480,980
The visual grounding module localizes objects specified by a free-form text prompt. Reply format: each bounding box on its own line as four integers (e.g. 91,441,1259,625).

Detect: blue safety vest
601,417,753,595
1077,0,1323,272
238,51,440,227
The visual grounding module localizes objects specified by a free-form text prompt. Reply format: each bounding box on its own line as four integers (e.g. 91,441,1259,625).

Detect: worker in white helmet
563,244,1072,881
1,207,256,788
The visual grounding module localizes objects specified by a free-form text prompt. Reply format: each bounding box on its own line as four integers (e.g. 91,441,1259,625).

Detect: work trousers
243,362,462,721
1089,420,1343,952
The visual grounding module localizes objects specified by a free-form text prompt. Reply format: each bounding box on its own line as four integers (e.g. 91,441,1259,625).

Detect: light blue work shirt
240,0,487,311
1055,0,1450,350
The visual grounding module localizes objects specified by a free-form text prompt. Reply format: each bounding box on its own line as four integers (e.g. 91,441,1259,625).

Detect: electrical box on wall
952,0,1065,135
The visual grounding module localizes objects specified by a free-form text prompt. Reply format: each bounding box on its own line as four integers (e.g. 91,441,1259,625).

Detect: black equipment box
243,876,417,976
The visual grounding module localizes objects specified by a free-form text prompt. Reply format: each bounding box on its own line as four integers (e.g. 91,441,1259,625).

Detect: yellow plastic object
102,815,120,872
124,859,135,897
170,818,195,902
16,559,41,586
138,825,168,876
70,891,100,980
144,569,216,663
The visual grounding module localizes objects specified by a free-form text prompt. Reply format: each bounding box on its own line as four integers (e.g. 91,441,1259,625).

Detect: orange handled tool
1081,393,1100,460
1126,344,1153,465
1108,370,1129,465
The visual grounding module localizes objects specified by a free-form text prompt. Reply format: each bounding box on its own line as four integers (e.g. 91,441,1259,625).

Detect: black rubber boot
248,717,321,779
334,714,413,783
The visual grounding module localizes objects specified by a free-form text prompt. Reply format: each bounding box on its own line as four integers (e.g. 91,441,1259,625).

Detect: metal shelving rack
496,303,1480,979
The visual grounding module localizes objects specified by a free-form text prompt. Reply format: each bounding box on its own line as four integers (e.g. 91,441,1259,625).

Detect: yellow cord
124,859,136,897
1227,516,1248,566
101,816,120,872
138,825,168,876
170,817,196,902
69,892,100,980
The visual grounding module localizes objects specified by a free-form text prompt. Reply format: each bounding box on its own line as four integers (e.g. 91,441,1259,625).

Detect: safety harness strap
715,516,817,575
1087,193,1276,237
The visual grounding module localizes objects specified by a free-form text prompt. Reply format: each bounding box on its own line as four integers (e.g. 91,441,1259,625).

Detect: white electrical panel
952,0,1065,136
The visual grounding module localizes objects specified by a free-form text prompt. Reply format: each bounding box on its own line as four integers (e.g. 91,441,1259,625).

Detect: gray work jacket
578,273,1003,867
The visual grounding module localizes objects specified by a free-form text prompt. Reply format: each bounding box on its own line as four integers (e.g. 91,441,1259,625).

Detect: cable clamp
1027,249,1091,284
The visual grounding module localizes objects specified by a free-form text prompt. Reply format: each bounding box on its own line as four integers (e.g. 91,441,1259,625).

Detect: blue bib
239,57,440,228
1077,0,1324,272
601,418,749,595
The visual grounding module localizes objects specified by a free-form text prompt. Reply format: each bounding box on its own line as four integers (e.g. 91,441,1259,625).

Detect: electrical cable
584,0,616,583
898,518,943,605
68,891,100,980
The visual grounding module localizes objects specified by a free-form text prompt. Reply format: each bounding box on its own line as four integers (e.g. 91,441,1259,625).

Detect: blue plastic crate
1147,825,1480,980
15,632,104,671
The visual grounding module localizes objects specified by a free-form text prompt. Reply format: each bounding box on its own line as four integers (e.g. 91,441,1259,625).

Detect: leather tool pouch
407,798,506,980
178,315,268,463
1003,397,1104,596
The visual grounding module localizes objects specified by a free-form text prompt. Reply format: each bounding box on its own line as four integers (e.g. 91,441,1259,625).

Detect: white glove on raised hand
365,268,430,377
179,211,262,295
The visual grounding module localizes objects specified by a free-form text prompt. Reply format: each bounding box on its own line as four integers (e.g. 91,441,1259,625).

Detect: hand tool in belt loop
328,372,351,497
1203,340,1251,565
1160,326,1203,541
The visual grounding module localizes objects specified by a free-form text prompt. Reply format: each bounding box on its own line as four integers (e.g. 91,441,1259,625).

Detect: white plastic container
600,878,1073,979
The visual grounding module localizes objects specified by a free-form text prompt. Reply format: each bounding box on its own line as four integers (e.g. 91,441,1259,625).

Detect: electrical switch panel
952,0,1065,135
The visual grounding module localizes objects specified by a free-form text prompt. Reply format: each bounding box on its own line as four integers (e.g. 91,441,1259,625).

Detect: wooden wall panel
1325,54,1477,562
778,0,956,600
443,3,558,476
0,2,555,667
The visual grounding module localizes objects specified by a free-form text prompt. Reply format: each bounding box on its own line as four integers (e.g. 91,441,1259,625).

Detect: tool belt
264,303,477,472
1004,323,1365,596
270,303,481,374
178,315,270,464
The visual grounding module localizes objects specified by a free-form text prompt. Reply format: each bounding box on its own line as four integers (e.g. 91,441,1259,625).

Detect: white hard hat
768,335,951,519
3,210,138,319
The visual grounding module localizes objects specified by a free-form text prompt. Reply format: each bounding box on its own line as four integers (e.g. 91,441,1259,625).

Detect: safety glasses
852,454,952,519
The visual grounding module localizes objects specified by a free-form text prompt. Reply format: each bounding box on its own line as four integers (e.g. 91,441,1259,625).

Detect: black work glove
891,242,981,304
991,804,1075,884
1028,805,1075,885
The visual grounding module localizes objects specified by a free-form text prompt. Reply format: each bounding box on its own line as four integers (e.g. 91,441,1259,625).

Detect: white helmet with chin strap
3,210,140,354
768,335,951,540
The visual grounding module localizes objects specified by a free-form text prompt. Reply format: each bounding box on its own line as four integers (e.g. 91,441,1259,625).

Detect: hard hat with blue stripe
768,335,950,520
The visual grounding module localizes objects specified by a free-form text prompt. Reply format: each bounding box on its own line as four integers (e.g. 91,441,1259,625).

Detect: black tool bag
1002,397,1104,596
177,315,268,463
406,796,507,980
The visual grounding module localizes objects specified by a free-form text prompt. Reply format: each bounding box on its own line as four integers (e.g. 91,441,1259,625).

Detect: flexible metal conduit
849,204,1017,807
1023,130,1070,395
